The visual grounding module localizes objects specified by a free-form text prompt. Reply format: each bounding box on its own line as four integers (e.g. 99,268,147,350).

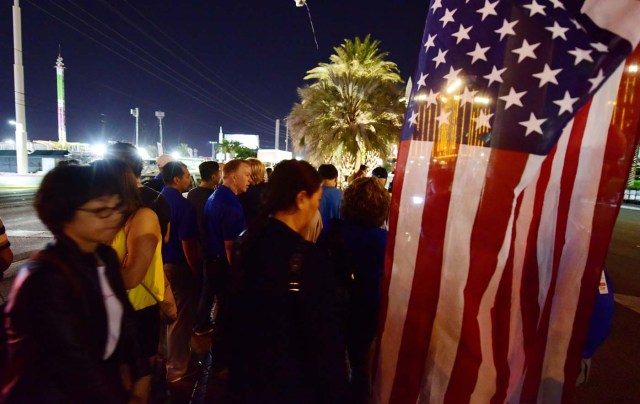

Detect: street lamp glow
92,144,106,157
4,139,15,144
8,120,16,126
137,147,150,160
171,151,180,159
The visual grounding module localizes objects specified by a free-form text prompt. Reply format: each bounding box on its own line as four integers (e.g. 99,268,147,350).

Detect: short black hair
371,166,388,179
318,164,338,180
199,161,219,181
162,161,188,185
105,141,144,178
35,163,123,236
359,164,368,171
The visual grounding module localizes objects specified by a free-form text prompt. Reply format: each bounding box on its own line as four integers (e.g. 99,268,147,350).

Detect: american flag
374,1,640,403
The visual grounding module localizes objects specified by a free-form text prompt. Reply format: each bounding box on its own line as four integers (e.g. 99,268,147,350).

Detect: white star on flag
440,8,457,28
568,47,594,65
548,0,565,9
473,110,493,129
424,34,437,52
545,22,569,40
476,0,498,21
512,39,540,63
467,43,490,64
495,19,518,40
499,87,526,109
417,72,428,90
523,0,546,17
408,110,419,127
519,112,546,135
453,24,473,44
424,89,439,106
484,66,507,86
443,66,463,86
570,18,586,31
532,64,562,87
553,91,578,114
459,87,477,104
433,48,449,68
591,42,609,53
588,69,605,92
431,0,442,12
435,109,451,126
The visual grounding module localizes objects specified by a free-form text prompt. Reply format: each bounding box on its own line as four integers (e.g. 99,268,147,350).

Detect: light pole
130,108,139,147
209,141,217,160
155,110,165,154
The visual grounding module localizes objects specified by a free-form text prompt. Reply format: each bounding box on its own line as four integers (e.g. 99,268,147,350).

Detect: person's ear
296,190,308,210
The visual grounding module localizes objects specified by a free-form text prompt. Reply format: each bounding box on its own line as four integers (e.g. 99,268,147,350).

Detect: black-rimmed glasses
77,201,126,219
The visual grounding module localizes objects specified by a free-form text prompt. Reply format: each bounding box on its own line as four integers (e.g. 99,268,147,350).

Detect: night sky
0,0,429,156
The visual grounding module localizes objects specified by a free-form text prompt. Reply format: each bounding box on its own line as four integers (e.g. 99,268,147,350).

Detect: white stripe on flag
537,63,625,401
506,172,540,403
536,123,573,321
422,144,490,404
375,140,432,404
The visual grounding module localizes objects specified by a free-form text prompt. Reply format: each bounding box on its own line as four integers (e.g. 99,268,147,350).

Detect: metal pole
13,0,28,174
131,108,139,147
275,119,280,151
285,122,289,152
155,110,165,153
55,51,66,145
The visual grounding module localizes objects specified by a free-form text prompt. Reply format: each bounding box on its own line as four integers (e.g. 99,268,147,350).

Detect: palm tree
287,35,405,168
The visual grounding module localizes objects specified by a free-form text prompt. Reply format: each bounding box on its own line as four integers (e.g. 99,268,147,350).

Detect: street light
130,108,139,147
8,120,16,126
155,111,165,154
209,141,217,160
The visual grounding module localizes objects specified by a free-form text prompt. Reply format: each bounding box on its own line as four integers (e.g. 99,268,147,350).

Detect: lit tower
54,49,67,144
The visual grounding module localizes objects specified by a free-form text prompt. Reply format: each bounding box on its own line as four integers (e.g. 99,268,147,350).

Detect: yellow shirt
111,226,164,311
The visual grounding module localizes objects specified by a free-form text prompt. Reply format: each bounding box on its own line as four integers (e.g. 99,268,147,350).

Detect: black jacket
224,218,348,404
1,237,149,403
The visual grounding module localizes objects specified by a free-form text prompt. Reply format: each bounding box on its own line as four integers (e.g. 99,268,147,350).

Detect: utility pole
285,121,289,152
130,108,139,147
155,110,165,155
275,119,280,150
54,48,67,145
209,141,217,160
219,126,223,144
13,0,28,174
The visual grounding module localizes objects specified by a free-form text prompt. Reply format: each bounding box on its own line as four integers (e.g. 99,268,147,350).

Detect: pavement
1,204,639,403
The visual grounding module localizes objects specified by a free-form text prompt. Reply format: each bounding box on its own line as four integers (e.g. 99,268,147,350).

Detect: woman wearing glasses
1,162,150,403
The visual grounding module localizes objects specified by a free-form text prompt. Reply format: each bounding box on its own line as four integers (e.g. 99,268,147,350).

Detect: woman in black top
224,159,347,403
1,162,150,403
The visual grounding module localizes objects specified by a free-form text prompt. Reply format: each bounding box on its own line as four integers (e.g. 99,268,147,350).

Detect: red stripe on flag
490,192,524,404
520,100,592,402
388,157,456,403
444,149,529,402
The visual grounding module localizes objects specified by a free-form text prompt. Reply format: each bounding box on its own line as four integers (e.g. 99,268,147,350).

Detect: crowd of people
0,142,393,403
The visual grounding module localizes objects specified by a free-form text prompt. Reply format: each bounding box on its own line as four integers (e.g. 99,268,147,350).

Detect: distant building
225,134,259,150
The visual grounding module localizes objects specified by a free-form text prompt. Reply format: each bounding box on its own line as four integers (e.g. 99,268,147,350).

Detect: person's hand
128,375,151,404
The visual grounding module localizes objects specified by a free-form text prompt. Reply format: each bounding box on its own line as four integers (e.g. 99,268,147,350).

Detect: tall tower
55,49,67,144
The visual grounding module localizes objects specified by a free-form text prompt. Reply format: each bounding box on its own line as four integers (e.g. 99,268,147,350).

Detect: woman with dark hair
319,177,390,403
224,159,347,403
1,163,150,403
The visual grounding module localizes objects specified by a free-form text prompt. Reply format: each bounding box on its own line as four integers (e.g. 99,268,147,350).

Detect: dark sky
0,0,428,156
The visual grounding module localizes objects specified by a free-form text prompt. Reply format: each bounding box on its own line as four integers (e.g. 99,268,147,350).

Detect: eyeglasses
77,201,126,219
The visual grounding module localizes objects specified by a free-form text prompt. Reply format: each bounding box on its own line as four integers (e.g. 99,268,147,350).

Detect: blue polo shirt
204,185,246,258
160,186,198,265
319,185,343,227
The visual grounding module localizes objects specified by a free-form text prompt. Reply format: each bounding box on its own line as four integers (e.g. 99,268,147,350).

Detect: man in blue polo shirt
318,164,343,228
160,161,201,382
194,159,251,337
